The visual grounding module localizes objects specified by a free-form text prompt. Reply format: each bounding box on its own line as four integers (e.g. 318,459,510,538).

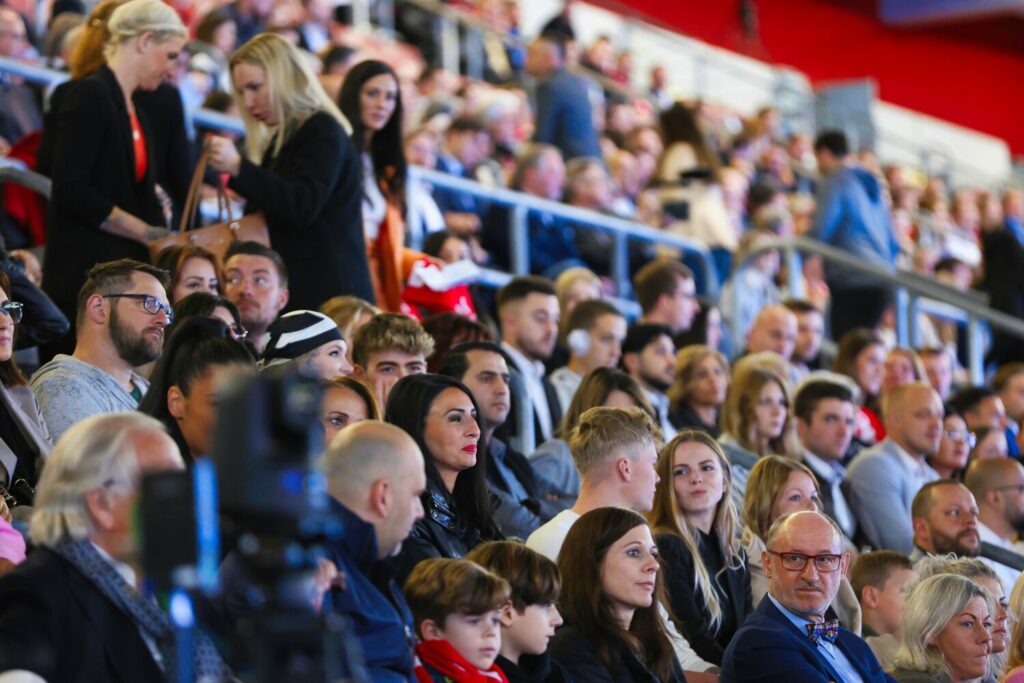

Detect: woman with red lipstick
550,507,685,682
0,270,53,514
648,430,751,665
206,33,374,311
386,373,501,583
338,60,432,312
890,574,993,683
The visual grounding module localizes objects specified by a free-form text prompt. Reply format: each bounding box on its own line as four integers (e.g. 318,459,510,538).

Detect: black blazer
549,624,686,683
41,66,160,315
0,546,165,682
228,111,375,310
982,227,1024,365
655,531,752,665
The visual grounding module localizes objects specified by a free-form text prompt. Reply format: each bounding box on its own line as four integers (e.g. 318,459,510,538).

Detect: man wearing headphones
547,299,627,415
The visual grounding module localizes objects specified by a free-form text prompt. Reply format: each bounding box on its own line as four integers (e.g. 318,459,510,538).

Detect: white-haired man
0,413,231,682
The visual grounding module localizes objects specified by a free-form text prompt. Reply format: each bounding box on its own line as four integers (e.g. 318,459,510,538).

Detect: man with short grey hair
722,511,890,682
0,413,232,682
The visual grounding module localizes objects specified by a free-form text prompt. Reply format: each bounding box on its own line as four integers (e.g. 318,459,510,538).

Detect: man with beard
497,276,561,450
846,382,943,554
965,457,1024,593
620,323,677,440
910,480,981,564
440,342,568,538
223,241,290,355
722,512,890,682
31,260,171,441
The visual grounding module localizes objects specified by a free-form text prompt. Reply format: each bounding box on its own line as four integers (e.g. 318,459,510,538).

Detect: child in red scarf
404,558,511,683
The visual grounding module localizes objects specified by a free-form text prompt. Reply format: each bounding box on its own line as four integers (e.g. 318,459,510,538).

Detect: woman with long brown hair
551,507,685,682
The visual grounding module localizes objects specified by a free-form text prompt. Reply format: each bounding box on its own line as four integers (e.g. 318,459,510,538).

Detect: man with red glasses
722,511,890,682
31,259,171,440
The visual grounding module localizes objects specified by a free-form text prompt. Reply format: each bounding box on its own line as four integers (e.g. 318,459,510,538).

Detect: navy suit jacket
720,598,893,683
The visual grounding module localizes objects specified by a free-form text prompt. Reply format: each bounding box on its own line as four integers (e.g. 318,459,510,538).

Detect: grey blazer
0,382,54,487
844,438,939,554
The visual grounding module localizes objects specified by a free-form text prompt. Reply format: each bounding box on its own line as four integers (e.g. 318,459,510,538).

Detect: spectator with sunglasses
31,259,172,441
0,269,53,523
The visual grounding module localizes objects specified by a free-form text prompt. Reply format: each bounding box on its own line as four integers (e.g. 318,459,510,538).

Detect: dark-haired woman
168,292,246,343
139,316,254,465
338,59,431,312
385,373,501,583
551,507,685,683
0,270,53,519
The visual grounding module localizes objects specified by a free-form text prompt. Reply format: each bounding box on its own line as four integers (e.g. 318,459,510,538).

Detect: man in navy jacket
721,511,893,682
319,421,427,682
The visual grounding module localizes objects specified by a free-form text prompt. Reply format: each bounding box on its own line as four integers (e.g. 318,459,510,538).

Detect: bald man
319,421,426,682
747,305,798,361
846,382,943,554
965,457,1024,593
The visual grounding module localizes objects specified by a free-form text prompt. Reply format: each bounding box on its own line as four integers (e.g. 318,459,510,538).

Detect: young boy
404,558,511,683
467,542,570,683
850,550,916,671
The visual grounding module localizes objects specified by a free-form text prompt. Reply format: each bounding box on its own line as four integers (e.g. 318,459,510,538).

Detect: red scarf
414,639,509,683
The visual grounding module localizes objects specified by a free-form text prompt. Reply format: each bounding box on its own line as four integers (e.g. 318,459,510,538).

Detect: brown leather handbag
148,149,270,263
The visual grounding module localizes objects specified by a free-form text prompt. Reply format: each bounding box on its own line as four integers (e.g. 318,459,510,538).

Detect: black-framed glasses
767,550,843,572
944,429,977,448
996,484,1024,495
229,323,248,340
0,301,23,324
103,294,174,323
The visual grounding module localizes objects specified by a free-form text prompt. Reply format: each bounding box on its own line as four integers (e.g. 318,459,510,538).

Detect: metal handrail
0,160,51,197
732,235,1024,384
408,165,719,299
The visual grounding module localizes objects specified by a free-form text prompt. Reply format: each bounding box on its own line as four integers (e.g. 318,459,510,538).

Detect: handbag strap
178,148,209,233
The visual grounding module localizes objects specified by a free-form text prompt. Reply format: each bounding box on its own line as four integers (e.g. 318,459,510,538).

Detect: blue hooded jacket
322,498,417,682
805,165,900,289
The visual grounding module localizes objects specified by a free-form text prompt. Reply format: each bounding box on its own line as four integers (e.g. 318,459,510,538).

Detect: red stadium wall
614,0,1024,159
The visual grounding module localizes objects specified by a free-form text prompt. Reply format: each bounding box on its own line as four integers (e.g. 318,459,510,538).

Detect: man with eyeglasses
965,458,1024,594
721,510,890,682
31,259,171,440
632,258,699,341
909,479,981,563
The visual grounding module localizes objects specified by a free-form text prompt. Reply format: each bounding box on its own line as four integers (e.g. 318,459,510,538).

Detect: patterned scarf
53,537,234,682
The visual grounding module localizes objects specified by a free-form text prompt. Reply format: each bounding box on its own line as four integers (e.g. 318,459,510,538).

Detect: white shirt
547,366,582,417
645,388,677,442
525,508,716,673
802,450,856,539
362,153,386,241
502,342,554,441
978,521,1022,596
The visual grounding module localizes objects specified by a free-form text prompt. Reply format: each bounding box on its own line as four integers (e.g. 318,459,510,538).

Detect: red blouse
129,108,147,182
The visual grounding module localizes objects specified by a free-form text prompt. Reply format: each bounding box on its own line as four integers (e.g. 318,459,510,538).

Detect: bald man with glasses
965,457,1024,594
721,511,890,682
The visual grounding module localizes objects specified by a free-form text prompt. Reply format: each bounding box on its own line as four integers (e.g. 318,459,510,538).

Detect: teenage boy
468,541,570,682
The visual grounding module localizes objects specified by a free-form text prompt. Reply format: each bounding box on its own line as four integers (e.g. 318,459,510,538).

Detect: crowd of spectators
0,0,1024,681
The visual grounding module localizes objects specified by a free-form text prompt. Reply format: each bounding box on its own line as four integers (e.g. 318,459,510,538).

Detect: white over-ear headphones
567,328,590,357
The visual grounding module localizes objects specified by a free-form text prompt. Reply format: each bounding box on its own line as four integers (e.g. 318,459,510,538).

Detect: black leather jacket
394,480,500,584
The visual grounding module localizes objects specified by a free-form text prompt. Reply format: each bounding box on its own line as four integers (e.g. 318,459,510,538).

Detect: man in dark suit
0,412,232,681
721,511,892,682
794,375,859,543
525,34,601,162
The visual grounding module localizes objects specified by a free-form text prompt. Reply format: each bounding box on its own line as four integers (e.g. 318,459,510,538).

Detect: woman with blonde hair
1003,572,1024,681
741,455,863,634
718,362,797,500
891,574,993,683
668,344,729,437
206,33,374,311
41,0,187,357
649,429,751,665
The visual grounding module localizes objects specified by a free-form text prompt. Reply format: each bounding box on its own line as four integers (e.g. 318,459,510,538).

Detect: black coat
655,531,752,665
395,479,500,585
228,111,374,310
0,546,165,682
981,227,1024,365
41,66,161,319
495,653,573,683
549,625,686,683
